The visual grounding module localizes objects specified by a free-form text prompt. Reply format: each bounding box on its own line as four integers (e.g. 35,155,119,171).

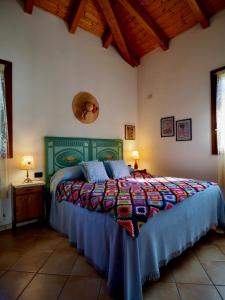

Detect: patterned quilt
55,172,216,238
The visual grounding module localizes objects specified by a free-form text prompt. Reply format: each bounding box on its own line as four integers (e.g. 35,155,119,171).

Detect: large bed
46,136,225,300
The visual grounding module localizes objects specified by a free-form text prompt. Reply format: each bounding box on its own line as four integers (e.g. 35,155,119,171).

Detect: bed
45,136,225,300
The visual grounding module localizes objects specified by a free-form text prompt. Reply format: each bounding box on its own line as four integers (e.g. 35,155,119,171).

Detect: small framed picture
176,119,192,141
125,125,135,140
161,116,174,137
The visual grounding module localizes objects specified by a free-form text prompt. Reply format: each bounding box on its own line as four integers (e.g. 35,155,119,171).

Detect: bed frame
44,136,123,186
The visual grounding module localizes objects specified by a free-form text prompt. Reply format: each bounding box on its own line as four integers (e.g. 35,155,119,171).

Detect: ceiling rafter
96,0,138,67
102,28,113,49
24,0,35,14
185,0,209,28
21,0,225,66
118,0,169,51
68,0,89,34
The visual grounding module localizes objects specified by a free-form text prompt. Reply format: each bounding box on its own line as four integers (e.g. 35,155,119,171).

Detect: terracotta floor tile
157,267,175,283
202,262,225,285
177,283,222,300
217,245,225,255
196,232,212,245
14,237,38,251
55,238,78,254
10,250,51,272
39,249,78,275
194,244,225,262
71,255,100,277
172,252,211,284
0,249,23,270
58,276,101,300
21,226,62,239
32,236,63,251
0,234,14,247
143,282,180,300
0,271,34,300
0,233,37,251
19,274,67,300
98,279,114,300
207,232,225,247
0,270,5,277
216,285,225,299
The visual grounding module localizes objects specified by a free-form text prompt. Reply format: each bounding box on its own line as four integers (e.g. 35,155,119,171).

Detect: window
211,66,225,155
0,59,12,158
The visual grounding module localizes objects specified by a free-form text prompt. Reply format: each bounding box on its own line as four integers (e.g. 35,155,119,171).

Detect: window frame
211,65,225,155
0,59,13,158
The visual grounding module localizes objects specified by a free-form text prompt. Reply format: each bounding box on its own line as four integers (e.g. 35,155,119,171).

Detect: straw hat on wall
72,92,99,124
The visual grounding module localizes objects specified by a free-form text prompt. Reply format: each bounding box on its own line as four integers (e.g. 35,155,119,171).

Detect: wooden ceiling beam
96,0,137,66
102,28,113,49
118,0,169,51
185,0,209,28
68,0,88,34
24,0,35,14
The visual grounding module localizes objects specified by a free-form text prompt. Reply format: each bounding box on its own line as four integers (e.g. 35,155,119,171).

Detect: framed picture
176,119,192,141
160,116,174,137
125,125,135,140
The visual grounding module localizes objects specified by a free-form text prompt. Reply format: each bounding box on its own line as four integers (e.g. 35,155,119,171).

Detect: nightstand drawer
15,194,43,221
15,195,28,221
27,193,43,218
15,186,43,195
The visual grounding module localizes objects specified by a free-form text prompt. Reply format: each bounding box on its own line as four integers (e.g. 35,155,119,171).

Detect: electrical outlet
34,172,43,178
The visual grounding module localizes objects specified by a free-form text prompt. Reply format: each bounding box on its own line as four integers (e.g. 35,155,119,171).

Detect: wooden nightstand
12,181,45,230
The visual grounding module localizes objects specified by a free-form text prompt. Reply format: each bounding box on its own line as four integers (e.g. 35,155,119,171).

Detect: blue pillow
79,161,109,183
107,160,130,179
104,161,134,178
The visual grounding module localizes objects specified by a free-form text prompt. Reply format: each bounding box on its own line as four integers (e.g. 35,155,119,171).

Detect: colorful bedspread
55,172,216,237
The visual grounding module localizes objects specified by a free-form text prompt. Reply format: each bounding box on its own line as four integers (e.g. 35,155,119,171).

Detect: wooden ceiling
24,0,225,66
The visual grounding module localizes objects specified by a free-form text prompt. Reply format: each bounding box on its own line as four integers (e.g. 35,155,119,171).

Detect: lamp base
24,177,32,183
24,169,32,183
134,160,138,170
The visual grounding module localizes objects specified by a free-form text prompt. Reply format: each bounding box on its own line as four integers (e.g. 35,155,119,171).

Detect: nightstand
12,181,45,230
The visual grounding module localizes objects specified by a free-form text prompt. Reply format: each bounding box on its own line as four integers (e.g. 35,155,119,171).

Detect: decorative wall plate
72,92,99,124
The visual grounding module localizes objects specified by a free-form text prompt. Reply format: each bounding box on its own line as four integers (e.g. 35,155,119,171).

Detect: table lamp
20,155,34,183
132,150,139,170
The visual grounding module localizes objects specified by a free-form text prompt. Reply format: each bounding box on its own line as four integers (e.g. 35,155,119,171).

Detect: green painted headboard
45,136,123,186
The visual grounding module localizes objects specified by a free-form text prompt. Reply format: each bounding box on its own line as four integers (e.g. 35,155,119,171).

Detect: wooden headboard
44,136,123,186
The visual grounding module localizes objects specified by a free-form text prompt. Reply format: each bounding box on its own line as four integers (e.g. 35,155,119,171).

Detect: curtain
0,64,9,222
216,71,225,194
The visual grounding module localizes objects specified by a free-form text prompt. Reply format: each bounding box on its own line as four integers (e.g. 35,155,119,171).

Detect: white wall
0,0,138,225
138,10,225,182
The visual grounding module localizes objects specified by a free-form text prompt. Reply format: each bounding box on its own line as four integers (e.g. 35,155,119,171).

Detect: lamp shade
132,150,140,160
20,155,34,170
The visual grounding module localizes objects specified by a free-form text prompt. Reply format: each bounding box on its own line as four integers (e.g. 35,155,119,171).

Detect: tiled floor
0,225,225,300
